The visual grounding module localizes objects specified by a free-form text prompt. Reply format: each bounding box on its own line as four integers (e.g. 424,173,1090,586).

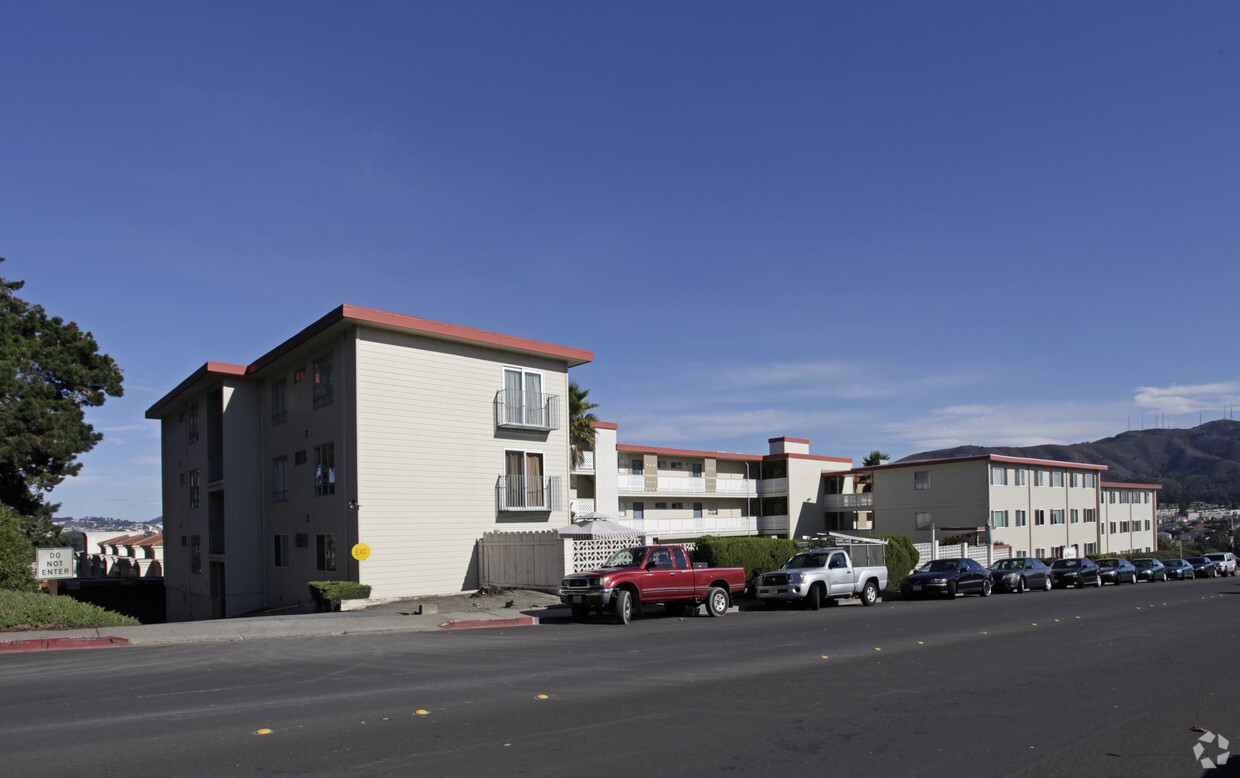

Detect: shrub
870,534,918,591
0,515,36,592
308,581,372,612
694,536,800,590
0,590,140,630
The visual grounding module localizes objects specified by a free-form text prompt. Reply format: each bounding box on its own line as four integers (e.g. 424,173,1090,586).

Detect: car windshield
1133,559,1156,567
991,560,1023,570
1051,559,1080,568
1097,560,1118,568
918,560,960,573
603,548,648,569
1187,557,1208,564
1164,559,1183,565
786,553,828,569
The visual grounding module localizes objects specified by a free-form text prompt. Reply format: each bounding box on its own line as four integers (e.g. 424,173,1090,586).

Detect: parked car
1049,557,1102,588
1132,558,1168,582
900,558,992,599
989,557,1053,593
1161,558,1195,580
756,544,888,609
1204,552,1238,577
1096,558,1139,585
1186,556,1220,579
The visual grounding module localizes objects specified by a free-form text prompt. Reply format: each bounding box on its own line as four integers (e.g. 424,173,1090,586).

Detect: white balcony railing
570,499,596,515
496,475,562,512
714,478,757,496
823,493,874,510
617,475,759,496
757,515,789,534
757,477,788,494
620,516,758,537
657,476,707,494
494,390,560,431
617,475,646,493
571,451,595,473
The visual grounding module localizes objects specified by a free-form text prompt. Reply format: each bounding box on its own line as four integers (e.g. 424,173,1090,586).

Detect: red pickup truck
559,545,747,624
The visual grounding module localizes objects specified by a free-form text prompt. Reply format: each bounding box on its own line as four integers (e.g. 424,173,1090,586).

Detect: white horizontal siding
352,327,571,598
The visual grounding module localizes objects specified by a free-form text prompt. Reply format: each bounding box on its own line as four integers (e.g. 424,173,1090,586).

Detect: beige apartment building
571,432,853,540
824,455,1160,558
147,305,590,621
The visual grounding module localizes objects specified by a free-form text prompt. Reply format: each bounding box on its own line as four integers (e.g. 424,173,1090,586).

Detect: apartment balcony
757,515,789,534
571,451,595,474
496,475,562,512
570,499,595,515
616,475,759,496
620,516,758,537
494,390,560,432
757,477,788,494
823,493,874,511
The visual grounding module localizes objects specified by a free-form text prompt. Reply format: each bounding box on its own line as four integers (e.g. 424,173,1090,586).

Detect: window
631,459,643,476
190,535,202,574
1084,508,1096,523
1109,522,1117,534
633,502,644,519
1015,510,1027,527
1035,548,1046,559
670,461,683,470
991,510,1009,528
1070,509,1079,523
1034,470,1045,487
1145,520,1151,531
1084,543,1097,555
272,456,289,502
315,534,336,572
693,503,703,518
1051,509,1066,525
1084,473,1095,488
314,443,336,496
1121,521,1130,533
1034,509,1046,526
1070,472,1080,488
706,503,718,516
313,353,334,409
1051,471,1064,487
274,534,289,568
1016,469,1027,486
1108,490,1116,504
1052,545,1065,559
503,450,548,510
294,366,306,383
1143,492,1150,504
991,466,1007,486
1120,491,1129,504
692,463,702,478
271,379,287,426
915,512,932,530
501,367,548,428
655,502,668,510
189,469,201,509
914,471,931,490
187,403,199,444
294,449,307,466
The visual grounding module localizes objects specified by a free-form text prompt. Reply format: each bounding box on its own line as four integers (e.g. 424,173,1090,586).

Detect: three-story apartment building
823,455,1159,558
147,305,591,621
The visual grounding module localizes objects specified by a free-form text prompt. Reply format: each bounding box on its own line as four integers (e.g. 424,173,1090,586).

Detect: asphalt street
2,576,1238,777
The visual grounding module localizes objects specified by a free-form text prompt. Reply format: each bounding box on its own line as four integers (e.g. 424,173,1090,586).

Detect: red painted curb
438,617,537,630
0,637,131,653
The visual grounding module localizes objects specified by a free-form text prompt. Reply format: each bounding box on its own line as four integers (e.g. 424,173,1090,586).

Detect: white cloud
884,402,1122,451
1133,382,1240,415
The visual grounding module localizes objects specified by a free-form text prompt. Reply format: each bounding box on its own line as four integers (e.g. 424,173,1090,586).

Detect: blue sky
3,2,1238,522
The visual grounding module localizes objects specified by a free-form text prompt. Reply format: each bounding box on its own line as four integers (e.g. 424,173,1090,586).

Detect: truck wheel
614,589,634,625
860,580,879,606
807,584,822,611
705,586,729,617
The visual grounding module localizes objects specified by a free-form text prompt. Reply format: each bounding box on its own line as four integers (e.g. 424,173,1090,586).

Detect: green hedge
0,590,140,630
870,534,919,591
694,536,801,590
308,581,372,612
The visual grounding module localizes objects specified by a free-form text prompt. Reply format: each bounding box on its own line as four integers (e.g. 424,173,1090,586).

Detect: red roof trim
772,453,853,464
849,454,1109,473
616,444,762,462
769,436,810,444
592,421,619,430
144,362,248,418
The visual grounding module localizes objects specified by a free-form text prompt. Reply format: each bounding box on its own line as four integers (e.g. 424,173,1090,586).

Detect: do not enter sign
36,547,76,580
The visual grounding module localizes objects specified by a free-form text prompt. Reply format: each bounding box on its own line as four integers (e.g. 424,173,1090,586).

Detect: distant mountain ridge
898,419,1240,509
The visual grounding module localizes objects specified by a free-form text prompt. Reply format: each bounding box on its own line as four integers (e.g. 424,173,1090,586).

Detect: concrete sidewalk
1,598,567,653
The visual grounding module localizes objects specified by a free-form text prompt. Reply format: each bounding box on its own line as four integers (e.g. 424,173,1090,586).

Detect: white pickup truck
756,535,888,610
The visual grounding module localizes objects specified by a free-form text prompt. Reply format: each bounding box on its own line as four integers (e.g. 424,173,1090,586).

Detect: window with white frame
500,367,549,428
1084,508,1096,523
1016,469,1027,486
1070,472,1080,487
1035,548,1046,559
1084,472,1095,488
1051,509,1066,525
915,512,932,530
991,510,1009,528
706,503,718,516
1051,471,1064,487
1015,509,1027,527
1034,509,1046,526
914,471,931,490
1034,470,1045,487
991,465,1007,486
503,450,548,510
1070,509,1079,523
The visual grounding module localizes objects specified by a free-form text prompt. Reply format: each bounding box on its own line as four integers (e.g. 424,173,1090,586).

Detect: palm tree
862,450,890,467
569,380,599,467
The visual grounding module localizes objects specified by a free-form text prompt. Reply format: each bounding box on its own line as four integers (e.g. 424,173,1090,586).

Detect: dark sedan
1162,558,1195,580
989,557,1053,593
901,558,993,599
1132,558,1168,582
1186,557,1220,578
1097,558,1139,585
1049,557,1102,588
